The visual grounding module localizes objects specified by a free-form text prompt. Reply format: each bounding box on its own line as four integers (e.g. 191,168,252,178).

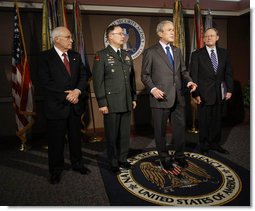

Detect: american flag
11,2,35,143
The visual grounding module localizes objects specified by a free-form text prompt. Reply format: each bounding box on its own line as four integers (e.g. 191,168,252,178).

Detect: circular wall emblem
104,18,145,59
117,151,242,206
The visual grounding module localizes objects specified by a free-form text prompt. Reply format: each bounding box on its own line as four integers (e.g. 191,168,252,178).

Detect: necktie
117,50,123,62
62,53,71,76
210,49,218,72
165,46,174,67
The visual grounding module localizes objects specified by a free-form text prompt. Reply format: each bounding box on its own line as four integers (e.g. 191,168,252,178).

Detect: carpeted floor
98,148,250,206
0,123,250,206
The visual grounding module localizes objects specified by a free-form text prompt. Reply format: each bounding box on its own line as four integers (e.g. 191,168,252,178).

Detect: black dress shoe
110,166,120,174
200,149,209,155
161,160,174,171
215,146,229,154
210,145,229,154
119,162,132,170
49,172,61,184
175,157,189,168
72,165,91,175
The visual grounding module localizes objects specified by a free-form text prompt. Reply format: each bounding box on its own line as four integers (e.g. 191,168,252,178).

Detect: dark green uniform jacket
92,45,137,113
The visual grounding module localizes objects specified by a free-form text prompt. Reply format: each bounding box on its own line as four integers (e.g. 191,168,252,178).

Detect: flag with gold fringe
173,0,186,61
73,0,92,134
42,0,58,50
12,1,35,144
189,1,204,61
57,0,68,28
194,2,204,50
42,0,50,50
41,0,68,51
73,0,91,79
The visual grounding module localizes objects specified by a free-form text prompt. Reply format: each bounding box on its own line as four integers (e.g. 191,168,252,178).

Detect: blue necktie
165,46,174,67
210,49,218,72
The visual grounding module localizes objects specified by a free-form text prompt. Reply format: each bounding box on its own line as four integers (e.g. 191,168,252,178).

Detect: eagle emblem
140,160,216,193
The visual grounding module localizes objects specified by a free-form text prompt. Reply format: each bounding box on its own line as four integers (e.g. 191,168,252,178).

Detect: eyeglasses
204,35,217,38
111,32,125,36
58,35,73,40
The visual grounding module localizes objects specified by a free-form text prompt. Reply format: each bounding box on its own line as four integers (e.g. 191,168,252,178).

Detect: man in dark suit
92,25,137,174
141,20,197,170
37,26,90,184
190,27,233,155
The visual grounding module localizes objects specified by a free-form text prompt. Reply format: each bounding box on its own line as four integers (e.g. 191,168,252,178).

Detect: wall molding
0,1,249,16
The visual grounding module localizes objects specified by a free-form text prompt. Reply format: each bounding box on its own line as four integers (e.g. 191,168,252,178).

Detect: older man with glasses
92,25,137,174
37,26,90,184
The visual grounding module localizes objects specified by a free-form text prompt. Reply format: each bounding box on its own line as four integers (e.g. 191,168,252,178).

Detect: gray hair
51,27,64,40
156,20,173,34
204,27,219,36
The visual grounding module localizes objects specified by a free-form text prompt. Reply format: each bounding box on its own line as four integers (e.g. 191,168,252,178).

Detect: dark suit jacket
189,46,233,105
92,45,137,113
37,48,87,119
141,43,192,108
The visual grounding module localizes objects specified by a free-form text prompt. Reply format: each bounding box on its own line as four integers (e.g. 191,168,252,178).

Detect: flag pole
188,96,199,133
13,1,34,151
88,82,103,142
188,1,204,134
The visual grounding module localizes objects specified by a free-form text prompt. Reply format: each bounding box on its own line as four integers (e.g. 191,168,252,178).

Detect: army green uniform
92,45,137,167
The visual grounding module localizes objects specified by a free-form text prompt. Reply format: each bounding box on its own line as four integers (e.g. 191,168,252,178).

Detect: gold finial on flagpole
19,142,31,152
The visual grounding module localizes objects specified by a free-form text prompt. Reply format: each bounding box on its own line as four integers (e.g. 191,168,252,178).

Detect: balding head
52,27,71,42
52,27,73,52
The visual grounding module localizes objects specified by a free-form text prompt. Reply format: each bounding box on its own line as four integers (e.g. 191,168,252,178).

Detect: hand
194,96,202,104
151,88,165,100
225,92,232,100
187,82,197,93
99,106,109,114
65,89,80,104
132,101,137,109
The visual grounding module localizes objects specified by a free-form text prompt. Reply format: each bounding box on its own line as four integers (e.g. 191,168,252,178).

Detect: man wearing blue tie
190,28,233,155
141,20,197,170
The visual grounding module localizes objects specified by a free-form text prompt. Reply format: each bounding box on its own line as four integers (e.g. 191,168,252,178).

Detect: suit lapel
216,47,222,73
172,45,178,71
68,51,76,77
155,43,174,71
201,47,216,74
51,48,71,78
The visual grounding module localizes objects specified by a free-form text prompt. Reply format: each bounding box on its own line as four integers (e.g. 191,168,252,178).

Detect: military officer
92,25,137,174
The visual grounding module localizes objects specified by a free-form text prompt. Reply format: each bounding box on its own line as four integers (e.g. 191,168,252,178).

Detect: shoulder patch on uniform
95,55,100,61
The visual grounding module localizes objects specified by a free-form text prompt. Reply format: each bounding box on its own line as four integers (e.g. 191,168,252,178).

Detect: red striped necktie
62,53,71,76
